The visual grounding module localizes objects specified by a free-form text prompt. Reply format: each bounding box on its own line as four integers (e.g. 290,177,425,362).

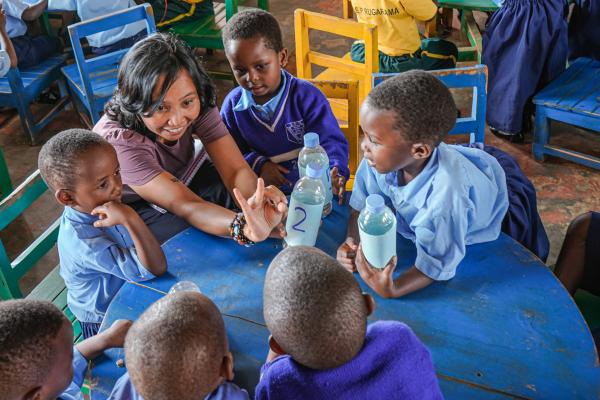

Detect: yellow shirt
351,0,437,56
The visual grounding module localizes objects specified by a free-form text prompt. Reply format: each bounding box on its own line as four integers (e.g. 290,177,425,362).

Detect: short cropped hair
0,300,67,398
105,33,217,136
38,128,111,190
125,292,226,400
263,246,368,369
365,70,456,145
223,9,283,52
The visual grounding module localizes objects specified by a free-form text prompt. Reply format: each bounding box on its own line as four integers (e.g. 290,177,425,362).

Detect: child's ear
363,293,376,316
220,351,235,381
23,386,42,400
268,335,287,356
55,189,75,207
279,48,289,68
411,143,432,160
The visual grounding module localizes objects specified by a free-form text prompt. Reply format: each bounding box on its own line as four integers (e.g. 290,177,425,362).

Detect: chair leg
13,94,39,145
533,106,549,162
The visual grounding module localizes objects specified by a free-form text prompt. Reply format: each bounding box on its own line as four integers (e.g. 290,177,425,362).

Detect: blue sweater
221,70,349,193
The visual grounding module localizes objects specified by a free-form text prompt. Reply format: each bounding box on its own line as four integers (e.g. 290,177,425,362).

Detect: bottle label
359,219,397,269
284,198,323,246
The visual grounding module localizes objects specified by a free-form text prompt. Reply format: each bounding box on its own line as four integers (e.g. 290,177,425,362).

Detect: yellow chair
294,9,378,118
308,79,359,191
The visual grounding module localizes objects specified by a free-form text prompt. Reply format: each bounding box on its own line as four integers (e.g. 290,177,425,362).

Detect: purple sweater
255,321,443,400
220,70,349,193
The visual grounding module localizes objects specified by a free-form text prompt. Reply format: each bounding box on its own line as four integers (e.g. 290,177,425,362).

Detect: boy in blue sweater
221,9,349,195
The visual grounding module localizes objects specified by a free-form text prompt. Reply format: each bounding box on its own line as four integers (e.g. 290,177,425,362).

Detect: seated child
0,5,17,77
3,0,62,69
0,299,131,400
221,9,350,195
349,0,457,73
337,70,544,298
38,129,166,338
110,291,249,400
258,246,442,399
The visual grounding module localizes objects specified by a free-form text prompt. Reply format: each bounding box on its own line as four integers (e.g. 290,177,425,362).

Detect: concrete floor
1,1,599,295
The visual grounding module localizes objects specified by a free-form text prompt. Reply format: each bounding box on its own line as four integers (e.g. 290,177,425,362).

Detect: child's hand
337,237,358,272
92,201,137,228
101,319,133,348
330,167,347,205
260,161,290,188
356,243,398,298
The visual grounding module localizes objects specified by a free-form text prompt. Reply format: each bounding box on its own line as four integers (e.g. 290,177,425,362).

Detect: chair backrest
294,9,378,105
308,79,359,191
0,170,58,299
67,3,157,119
372,64,488,143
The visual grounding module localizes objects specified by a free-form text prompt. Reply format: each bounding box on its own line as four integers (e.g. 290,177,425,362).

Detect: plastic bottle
298,132,333,217
168,281,201,294
284,162,326,247
358,194,397,269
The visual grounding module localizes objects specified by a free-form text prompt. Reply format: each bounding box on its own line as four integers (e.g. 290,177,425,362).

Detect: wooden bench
532,57,600,170
0,170,81,342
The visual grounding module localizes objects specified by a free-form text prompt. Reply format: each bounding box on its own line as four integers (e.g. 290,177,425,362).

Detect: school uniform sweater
220,70,349,193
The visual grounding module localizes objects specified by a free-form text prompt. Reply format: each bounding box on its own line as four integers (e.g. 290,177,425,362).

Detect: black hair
222,9,283,53
263,246,368,370
104,33,217,137
38,128,112,190
365,70,457,145
0,300,67,398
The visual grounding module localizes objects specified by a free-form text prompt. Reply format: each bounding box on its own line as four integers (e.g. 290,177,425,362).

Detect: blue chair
372,64,488,143
62,3,156,126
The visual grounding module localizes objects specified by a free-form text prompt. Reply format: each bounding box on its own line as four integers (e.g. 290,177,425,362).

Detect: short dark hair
365,70,456,145
38,128,112,190
263,246,367,370
104,33,217,136
125,292,226,400
222,9,283,53
0,300,67,398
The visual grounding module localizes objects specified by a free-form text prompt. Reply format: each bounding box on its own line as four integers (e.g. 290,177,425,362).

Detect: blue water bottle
358,194,397,268
285,162,326,247
298,132,333,217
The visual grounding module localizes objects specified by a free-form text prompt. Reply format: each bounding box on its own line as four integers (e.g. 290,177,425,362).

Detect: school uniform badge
285,120,305,144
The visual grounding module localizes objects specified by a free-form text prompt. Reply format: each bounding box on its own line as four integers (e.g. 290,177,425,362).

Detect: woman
95,33,286,244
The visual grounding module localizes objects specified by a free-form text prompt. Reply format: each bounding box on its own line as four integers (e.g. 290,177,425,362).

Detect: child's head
223,9,288,104
105,33,216,142
0,300,73,400
38,129,121,214
263,246,375,370
360,70,456,174
125,292,233,400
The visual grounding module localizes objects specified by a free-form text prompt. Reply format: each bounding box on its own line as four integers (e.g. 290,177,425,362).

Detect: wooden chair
309,79,359,191
372,64,488,143
62,4,156,126
0,169,82,342
294,9,378,119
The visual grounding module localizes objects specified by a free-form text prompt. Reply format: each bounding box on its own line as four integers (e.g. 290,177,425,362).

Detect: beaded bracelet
229,213,255,247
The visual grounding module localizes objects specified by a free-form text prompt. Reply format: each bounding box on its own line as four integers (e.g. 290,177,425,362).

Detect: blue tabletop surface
91,201,600,399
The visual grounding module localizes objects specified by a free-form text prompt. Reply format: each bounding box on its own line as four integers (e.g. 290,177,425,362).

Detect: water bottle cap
306,162,323,179
303,132,319,148
365,194,386,214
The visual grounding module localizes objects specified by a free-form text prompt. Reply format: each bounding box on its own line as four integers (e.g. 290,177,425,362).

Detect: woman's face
141,69,201,143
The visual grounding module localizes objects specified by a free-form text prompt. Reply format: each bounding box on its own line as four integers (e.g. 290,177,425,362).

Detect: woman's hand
356,243,398,298
260,161,290,188
233,178,287,242
330,167,347,205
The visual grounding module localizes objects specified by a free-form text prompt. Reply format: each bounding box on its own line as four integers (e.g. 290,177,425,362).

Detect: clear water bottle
358,194,397,269
298,132,333,217
285,162,326,247
168,281,201,294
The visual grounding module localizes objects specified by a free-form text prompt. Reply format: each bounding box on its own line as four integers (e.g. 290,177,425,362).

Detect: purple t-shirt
256,320,443,400
94,107,229,203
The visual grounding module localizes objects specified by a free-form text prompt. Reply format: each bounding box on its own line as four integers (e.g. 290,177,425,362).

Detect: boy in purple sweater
258,246,443,400
221,9,349,195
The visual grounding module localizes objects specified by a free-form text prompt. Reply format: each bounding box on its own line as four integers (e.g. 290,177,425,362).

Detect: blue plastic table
90,201,600,399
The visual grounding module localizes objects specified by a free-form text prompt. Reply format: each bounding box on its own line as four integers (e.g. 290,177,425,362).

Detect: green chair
0,146,12,200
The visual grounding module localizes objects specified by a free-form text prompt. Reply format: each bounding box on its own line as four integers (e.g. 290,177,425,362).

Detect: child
221,9,350,194
0,5,16,77
337,70,547,298
109,291,249,400
0,299,131,400
482,0,568,142
349,0,457,73
258,246,442,399
38,129,167,338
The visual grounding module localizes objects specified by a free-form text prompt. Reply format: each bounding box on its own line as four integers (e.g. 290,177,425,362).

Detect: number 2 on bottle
292,206,307,232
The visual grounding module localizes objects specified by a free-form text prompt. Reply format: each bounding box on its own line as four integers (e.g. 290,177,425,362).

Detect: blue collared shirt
350,143,508,280
58,206,155,323
233,71,287,121
3,0,30,38
59,348,87,400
